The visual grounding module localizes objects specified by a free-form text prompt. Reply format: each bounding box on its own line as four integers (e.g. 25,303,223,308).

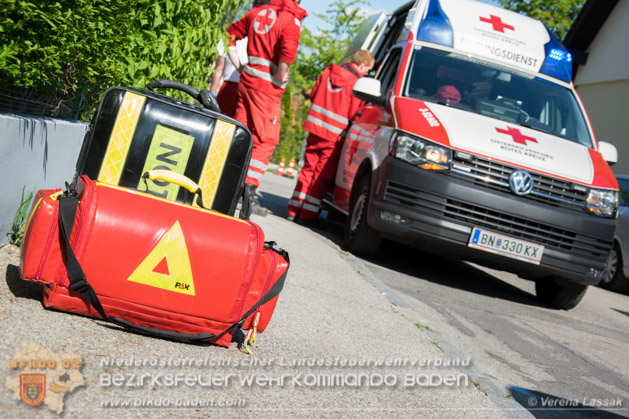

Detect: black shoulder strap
59,195,109,320
57,194,288,343
342,63,360,79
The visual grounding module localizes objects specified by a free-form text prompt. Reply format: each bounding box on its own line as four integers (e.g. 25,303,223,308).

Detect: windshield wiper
518,122,551,136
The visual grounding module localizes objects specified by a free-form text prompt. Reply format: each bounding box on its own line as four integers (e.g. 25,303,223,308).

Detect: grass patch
8,187,34,246
415,322,437,332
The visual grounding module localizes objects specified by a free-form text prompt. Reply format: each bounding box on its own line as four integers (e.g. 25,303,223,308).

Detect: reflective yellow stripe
198,120,236,208
98,92,146,184
23,196,44,237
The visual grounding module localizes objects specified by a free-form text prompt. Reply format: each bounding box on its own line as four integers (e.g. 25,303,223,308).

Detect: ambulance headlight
586,188,617,218
392,133,451,170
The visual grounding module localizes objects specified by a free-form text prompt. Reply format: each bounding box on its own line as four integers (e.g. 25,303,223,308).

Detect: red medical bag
20,176,289,348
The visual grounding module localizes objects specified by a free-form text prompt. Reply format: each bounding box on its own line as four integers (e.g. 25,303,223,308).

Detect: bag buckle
70,277,90,295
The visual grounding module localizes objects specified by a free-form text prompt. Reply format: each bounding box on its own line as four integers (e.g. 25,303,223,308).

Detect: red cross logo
496,127,537,145
480,15,514,33
254,8,277,35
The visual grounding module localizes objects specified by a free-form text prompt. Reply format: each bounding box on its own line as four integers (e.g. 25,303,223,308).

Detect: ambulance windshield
403,47,593,148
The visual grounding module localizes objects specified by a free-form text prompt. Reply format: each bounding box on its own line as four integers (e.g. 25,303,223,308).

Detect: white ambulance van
328,0,619,309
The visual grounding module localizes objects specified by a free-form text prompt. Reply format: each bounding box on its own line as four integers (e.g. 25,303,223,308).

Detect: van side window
376,49,402,97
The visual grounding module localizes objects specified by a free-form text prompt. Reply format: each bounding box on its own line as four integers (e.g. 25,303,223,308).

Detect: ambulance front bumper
367,156,615,286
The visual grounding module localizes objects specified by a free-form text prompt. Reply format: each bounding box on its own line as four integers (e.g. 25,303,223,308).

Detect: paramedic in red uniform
209,0,270,118
208,37,247,117
287,50,375,224
227,0,307,216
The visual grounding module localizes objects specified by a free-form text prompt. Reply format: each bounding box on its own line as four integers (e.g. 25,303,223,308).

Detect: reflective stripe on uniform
249,56,273,67
305,115,344,135
291,191,320,206
288,198,303,207
304,195,321,205
250,159,268,171
243,66,287,89
311,104,349,125
247,169,264,180
302,202,320,213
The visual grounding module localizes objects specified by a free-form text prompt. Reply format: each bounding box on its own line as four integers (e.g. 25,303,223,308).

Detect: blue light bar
540,28,572,82
417,0,453,47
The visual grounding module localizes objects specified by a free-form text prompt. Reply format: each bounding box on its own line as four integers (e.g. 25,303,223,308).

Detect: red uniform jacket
303,63,363,142
227,0,307,97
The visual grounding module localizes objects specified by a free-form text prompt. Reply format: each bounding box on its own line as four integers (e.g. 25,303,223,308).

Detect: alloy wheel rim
350,192,366,234
601,248,618,284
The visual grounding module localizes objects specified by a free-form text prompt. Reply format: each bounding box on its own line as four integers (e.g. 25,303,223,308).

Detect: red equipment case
20,176,289,348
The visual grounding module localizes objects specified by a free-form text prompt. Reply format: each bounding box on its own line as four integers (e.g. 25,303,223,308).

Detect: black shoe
245,184,269,217
251,199,269,216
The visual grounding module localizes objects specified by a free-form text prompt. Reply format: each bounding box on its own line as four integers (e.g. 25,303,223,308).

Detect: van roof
413,0,573,82
349,0,573,83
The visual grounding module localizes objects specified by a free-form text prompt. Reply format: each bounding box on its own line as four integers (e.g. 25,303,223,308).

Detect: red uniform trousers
216,80,239,118
233,83,281,187
288,133,343,221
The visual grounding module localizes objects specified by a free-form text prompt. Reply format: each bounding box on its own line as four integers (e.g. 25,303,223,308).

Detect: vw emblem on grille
509,170,534,195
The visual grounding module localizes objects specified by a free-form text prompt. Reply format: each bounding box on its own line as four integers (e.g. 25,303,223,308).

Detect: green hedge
0,0,246,119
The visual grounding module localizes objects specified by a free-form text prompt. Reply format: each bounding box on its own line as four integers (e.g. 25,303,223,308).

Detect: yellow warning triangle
127,220,195,295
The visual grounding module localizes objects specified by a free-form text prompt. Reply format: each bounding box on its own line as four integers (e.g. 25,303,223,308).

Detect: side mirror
353,78,385,106
598,141,618,166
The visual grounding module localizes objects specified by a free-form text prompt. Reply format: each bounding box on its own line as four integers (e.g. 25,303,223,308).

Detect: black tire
600,243,629,293
343,175,381,257
535,277,588,310
324,207,345,223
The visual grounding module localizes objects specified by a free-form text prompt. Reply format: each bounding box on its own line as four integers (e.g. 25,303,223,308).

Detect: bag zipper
233,222,265,323
34,193,62,280
251,248,278,324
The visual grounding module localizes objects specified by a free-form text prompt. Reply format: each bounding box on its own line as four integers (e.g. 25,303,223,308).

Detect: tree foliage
0,0,248,119
499,0,586,40
295,0,369,87
275,0,369,164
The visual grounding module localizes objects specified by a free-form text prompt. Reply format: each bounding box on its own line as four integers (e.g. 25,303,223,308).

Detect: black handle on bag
147,79,221,113
199,89,221,113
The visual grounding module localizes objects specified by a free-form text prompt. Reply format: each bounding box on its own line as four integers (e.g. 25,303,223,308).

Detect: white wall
0,112,88,246
573,0,629,174
576,80,629,173
574,0,629,85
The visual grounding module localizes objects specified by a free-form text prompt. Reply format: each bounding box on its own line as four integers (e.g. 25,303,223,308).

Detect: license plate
468,227,544,265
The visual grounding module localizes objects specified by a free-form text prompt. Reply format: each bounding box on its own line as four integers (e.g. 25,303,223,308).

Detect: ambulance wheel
600,243,629,293
535,277,587,310
344,175,381,257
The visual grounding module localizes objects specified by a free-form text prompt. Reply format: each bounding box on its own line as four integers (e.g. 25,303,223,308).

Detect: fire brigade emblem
254,8,277,35
20,374,46,407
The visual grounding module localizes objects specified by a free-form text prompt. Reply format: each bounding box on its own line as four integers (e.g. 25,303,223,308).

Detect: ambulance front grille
383,182,612,258
450,153,589,210
444,200,610,258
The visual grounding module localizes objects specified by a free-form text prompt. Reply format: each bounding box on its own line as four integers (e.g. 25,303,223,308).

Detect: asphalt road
258,172,629,419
